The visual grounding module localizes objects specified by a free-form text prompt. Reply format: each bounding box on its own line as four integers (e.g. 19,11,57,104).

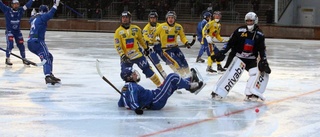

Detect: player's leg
15,32,30,65
5,31,14,65
244,67,269,101
175,47,191,77
133,56,161,87
151,44,167,78
206,43,217,73
213,46,226,72
196,43,205,63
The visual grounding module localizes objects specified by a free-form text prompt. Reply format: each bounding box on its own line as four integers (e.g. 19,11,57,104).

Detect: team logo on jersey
165,30,169,34
243,39,254,52
175,26,181,30
241,32,247,37
125,38,134,49
122,34,126,38
238,28,247,32
167,35,175,43
115,38,120,44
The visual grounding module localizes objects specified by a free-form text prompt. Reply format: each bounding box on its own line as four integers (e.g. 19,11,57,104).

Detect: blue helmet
39,5,49,13
203,12,212,19
120,67,140,82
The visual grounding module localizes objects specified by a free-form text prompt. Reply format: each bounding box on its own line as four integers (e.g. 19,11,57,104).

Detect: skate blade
46,82,62,87
6,65,13,68
175,90,183,94
193,83,206,95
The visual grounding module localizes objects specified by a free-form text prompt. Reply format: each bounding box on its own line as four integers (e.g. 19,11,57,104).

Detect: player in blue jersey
118,67,204,115
195,11,211,63
27,0,61,85
0,0,34,66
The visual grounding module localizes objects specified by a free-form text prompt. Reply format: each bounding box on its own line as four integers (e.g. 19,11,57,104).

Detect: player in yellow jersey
142,11,167,78
150,11,192,77
202,11,227,73
114,11,161,87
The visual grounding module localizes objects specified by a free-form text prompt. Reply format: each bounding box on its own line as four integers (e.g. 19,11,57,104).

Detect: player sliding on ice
27,0,61,85
211,12,271,101
117,67,205,115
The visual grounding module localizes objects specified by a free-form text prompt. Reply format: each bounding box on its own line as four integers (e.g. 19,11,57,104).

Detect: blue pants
121,56,155,78
165,47,188,68
150,73,191,110
150,44,168,64
27,40,53,76
197,39,219,57
5,30,25,58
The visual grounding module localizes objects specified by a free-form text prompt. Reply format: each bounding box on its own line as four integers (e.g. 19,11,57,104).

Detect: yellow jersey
202,20,224,42
114,25,147,60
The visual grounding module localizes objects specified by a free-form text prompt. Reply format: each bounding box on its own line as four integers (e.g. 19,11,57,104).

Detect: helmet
39,5,49,13
120,11,132,28
120,67,140,82
244,12,258,31
203,12,212,19
165,11,177,20
213,11,222,22
11,0,19,4
148,11,158,26
245,12,258,24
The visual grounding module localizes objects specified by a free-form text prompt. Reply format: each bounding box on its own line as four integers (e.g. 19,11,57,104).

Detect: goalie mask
244,12,258,31
120,67,141,83
120,11,132,29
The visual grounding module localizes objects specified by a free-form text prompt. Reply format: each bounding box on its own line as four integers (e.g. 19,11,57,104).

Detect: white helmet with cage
244,12,258,31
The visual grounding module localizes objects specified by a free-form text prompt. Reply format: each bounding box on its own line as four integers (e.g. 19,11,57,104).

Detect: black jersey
222,25,266,60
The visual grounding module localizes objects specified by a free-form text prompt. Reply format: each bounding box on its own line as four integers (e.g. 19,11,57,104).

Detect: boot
211,92,223,100
188,81,204,94
190,68,199,82
206,66,217,73
45,75,60,85
244,94,259,101
50,73,61,82
5,58,12,66
196,57,205,63
22,59,31,66
217,64,226,72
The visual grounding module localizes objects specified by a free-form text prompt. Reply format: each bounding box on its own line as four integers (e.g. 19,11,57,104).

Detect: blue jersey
0,0,33,31
118,82,154,110
28,7,57,41
196,19,208,41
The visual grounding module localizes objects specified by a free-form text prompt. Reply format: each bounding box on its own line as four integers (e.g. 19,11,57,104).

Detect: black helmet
120,11,132,28
148,11,158,27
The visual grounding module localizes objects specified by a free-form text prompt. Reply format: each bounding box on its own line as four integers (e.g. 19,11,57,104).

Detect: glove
31,8,36,16
134,108,143,115
258,59,271,74
144,47,150,56
185,42,191,49
121,54,131,63
211,51,225,62
54,0,60,7
205,35,213,44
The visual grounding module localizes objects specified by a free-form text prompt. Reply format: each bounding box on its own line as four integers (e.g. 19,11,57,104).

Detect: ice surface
0,30,319,137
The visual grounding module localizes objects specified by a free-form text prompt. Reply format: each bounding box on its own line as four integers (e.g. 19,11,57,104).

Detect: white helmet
244,12,258,31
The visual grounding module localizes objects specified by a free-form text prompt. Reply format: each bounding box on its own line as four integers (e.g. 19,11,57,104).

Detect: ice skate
45,75,61,86
50,73,61,82
206,66,217,73
244,94,260,101
196,57,205,63
211,92,223,100
22,59,31,66
188,81,205,95
5,58,12,66
217,64,226,73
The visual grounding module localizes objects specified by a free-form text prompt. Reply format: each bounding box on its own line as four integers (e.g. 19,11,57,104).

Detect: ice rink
0,30,319,137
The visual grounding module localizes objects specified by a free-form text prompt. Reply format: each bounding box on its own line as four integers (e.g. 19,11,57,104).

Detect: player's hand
185,42,191,49
144,47,150,56
205,35,213,44
211,51,225,62
258,59,271,74
134,108,143,115
54,0,60,6
121,54,131,63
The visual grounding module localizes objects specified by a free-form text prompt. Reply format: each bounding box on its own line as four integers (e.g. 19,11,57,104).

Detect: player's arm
179,26,188,45
142,25,151,44
41,0,59,21
137,27,148,49
114,31,124,56
23,0,34,10
127,83,144,115
215,27,224,42
0,1,10,12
